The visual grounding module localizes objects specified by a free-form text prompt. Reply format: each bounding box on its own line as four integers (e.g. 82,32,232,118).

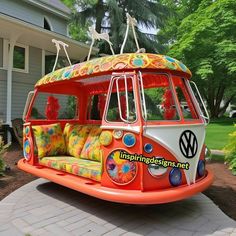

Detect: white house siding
0,0,69,35
11,46,42,120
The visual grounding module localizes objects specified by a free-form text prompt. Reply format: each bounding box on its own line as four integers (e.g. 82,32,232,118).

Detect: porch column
6,34,20,142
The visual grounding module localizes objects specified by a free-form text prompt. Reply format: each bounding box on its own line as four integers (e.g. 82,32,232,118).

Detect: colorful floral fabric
32,123,66,158
39,156,68,170
39,156,102,182
68,125,92,158
80,126,102,162
36,53,191,88
63,123,82,153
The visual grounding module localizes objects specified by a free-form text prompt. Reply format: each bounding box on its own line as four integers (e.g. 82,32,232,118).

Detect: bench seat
39,156,102,182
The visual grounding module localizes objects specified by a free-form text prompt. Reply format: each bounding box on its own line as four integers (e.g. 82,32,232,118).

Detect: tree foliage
63,0,169,54
224,125,236,175
165,0,236,118
61,0,91,42
158,0,203,52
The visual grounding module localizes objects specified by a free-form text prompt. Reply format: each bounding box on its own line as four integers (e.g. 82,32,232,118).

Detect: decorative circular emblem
179,130,198,158
113,130,123,139
106,150,137,185
99,131,113,146
144,143,153,153
123,133,136,147
23,139,31,161
24,126,30,136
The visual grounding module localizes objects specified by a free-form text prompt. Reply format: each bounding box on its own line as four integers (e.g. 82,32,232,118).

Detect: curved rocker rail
18,159,214,205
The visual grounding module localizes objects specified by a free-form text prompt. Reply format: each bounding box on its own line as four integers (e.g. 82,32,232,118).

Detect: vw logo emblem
179,130,198,158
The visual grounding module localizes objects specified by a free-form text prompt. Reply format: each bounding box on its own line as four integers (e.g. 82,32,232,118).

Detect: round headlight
148,163,167,178
169,168,182,186
144,143,153,153
197,160,205,177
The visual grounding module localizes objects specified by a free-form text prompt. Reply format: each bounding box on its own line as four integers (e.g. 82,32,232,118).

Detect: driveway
0,178,235,236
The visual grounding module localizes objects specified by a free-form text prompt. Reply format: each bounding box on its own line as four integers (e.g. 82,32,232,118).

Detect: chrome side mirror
205,146,212,162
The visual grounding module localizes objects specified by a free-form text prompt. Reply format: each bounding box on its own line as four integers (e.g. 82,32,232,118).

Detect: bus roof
36,53,191,87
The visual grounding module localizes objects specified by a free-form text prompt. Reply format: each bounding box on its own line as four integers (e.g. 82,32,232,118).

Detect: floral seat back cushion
63,123,82,154
32,123,66,158
80,126,102,162
67,125,92,158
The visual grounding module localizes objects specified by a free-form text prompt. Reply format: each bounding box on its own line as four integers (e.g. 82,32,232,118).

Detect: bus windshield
139,73,180,121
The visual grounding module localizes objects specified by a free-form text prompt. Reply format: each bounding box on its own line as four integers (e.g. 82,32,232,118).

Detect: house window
3,40,29,73
13,46,25,70
43,51,77,76
44,17,52,31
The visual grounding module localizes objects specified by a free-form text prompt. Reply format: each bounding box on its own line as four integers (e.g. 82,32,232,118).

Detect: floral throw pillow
32,123,66,158
80,126,102,162
63,123,82,153
68,126,92,158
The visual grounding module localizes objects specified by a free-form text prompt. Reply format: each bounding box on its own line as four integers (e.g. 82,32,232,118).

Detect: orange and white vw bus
18,52,213,204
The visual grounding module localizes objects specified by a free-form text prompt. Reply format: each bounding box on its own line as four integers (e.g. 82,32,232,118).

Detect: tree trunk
207,78,216,118
214,85,225,117
95,0,104,33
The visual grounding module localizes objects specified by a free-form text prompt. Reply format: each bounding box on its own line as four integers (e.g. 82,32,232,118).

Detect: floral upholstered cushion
63,123,82,153
39,156,69,170
32,123,66,158
68,126,92,158
39,156,102,182
80,126,102,162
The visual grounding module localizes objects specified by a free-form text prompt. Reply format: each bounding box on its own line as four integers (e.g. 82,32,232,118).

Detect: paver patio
0,178,235,236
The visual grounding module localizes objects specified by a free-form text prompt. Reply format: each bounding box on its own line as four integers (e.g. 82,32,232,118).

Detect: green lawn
210,154,225,161
205,118,236,150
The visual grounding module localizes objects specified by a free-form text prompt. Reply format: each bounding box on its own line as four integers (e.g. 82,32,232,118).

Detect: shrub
224,124,236,175
0,136,7,175
0,121,11,176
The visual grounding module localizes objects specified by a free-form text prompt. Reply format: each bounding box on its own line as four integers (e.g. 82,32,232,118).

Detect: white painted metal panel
144,124,205,185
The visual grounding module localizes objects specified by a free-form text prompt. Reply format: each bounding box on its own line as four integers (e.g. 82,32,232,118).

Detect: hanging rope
87,27,115,61
120,13,145,54
52,39,72,72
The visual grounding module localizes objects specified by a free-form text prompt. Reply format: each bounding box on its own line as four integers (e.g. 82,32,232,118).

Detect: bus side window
29,93,77,120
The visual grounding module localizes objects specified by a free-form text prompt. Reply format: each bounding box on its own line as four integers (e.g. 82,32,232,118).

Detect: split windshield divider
138,71,147,121
115,75,130,123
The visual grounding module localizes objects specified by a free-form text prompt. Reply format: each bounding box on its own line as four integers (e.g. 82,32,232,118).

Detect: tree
61,0,91,42
66,0,169,54
167,0,236,118
157,0,203,53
